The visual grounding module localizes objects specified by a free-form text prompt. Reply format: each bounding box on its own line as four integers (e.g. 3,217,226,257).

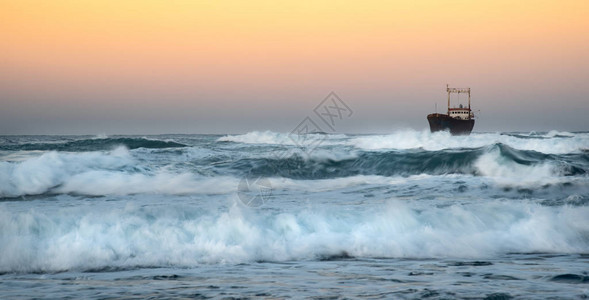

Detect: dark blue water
1,130,588,298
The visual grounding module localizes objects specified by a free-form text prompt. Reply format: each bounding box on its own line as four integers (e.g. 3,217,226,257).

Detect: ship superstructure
427,85,475,135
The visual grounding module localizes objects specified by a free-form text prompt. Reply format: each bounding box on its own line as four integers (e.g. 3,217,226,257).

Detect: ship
427,85,475,135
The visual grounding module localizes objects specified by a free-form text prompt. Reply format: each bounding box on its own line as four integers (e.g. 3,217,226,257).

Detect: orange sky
2,0,588,133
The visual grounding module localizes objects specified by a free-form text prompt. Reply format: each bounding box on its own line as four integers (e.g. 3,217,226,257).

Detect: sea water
1,130,588,299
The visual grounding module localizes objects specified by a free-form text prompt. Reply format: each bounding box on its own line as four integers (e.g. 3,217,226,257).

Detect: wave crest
1,142,586,198
0,148,236,198
348,130,587,154
1,201,587,273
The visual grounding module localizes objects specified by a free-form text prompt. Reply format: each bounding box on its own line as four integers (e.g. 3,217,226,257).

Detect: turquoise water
1,130,588,298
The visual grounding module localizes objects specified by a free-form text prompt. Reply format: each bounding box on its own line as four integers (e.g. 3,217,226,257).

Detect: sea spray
1,199,588,273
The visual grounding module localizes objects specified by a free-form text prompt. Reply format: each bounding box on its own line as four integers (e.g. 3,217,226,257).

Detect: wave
1,200,587,273
0,147,424,198
217,130,589,156
218,131,347,145
236,148,480,178
503,130,577,139
0,147,237,198
475,148,561,187
0,137,187,152
217,130,589,154
348,130,588,154
223,143,587,180
1,143,586,198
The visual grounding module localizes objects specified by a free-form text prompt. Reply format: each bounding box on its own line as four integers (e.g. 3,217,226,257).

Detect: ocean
1,130,588,299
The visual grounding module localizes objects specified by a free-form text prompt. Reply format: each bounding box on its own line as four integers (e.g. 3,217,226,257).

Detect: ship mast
447,84,450,114
446,85,471,113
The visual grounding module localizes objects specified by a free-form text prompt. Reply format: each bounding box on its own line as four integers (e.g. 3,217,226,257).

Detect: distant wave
219,130,589,154
0,137,187,152
347,130,587,154
218,130,347,145
502,130,576,139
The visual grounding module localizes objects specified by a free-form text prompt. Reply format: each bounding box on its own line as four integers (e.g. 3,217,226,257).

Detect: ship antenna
468,88,471,110
446,84,450,114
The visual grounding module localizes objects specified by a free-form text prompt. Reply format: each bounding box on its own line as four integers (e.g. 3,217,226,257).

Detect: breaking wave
1,200,587,273
0,147,236,198
0,142,587,198
219,130,589,154
347,130,588,154
223,143,586,180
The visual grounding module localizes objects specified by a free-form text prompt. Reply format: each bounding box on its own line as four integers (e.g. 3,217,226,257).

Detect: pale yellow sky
2,0,588,133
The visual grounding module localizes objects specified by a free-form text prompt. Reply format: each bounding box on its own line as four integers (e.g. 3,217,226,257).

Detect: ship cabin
445,85,473,121
448,104,473,120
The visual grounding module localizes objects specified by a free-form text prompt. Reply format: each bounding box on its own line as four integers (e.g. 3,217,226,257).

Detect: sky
1,0,588,134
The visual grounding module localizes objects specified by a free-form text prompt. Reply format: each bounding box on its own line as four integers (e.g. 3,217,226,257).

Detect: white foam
56,172,238,196
270,175,407,192
0,148,130,197
1,200,586,273
0,148,238,197
218,131,295,145
217,130,589,154
218,131,347,146
348,129,589,154
474,149,561,187
0,147,435,198
545,130,575,138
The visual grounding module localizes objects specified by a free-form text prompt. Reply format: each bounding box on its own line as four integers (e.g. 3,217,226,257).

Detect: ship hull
427,113,474,135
